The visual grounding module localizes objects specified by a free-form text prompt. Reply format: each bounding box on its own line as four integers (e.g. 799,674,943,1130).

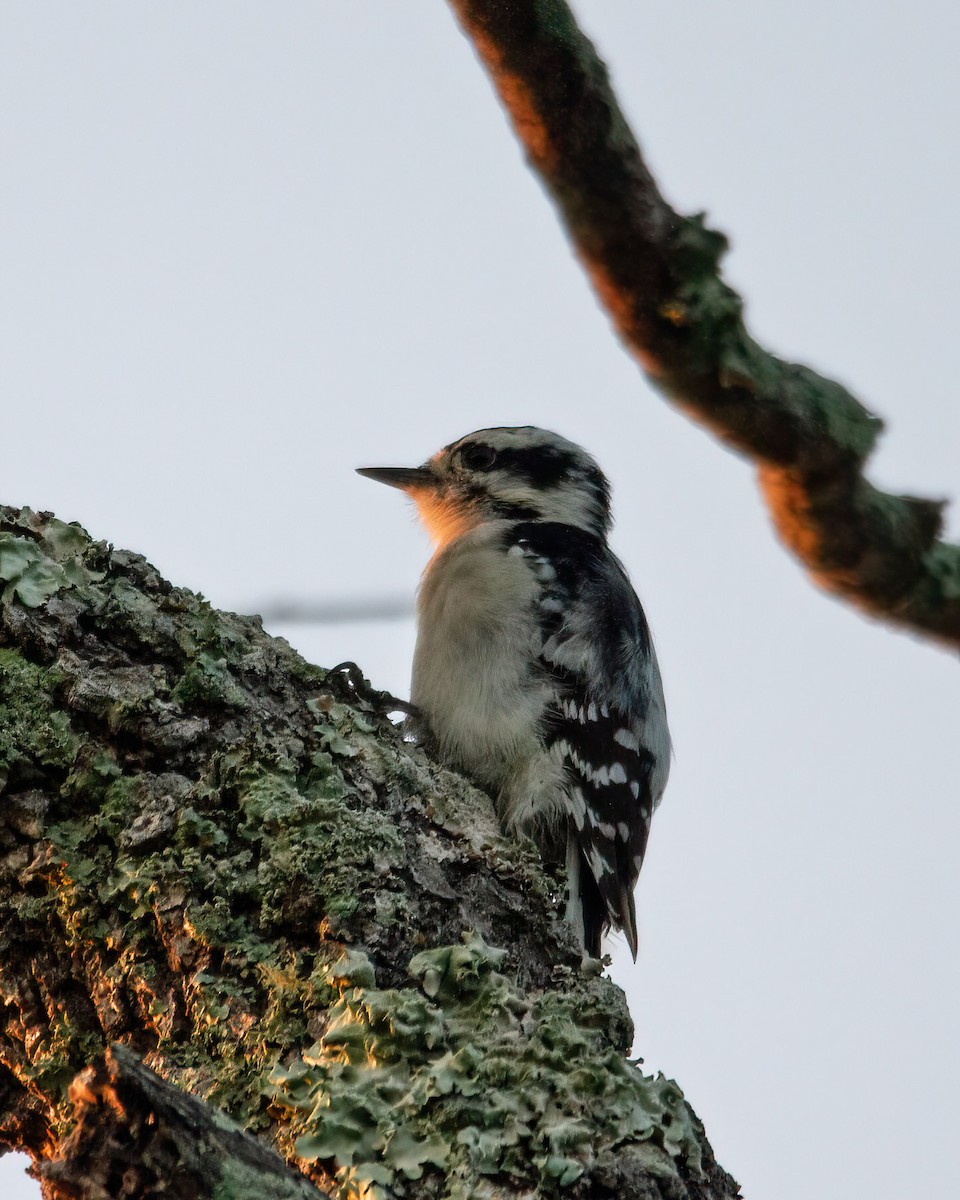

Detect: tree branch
37,1044,330,1200
445,0,960,650
0,505,739,1198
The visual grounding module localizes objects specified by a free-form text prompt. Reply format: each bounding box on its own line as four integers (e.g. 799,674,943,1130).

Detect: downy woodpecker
358,426,669,958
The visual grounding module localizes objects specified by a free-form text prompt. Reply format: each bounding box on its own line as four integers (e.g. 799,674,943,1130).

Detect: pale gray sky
2,3,958,1198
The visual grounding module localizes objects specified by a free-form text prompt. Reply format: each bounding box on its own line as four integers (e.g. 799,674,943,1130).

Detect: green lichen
34,741,411,1130
0,517,103,608
212,1155,318,1200
173,651,249,711
271,934,702,1198
660,213,743,365
926,541,960,600
235,763,405,936
0,649,81,782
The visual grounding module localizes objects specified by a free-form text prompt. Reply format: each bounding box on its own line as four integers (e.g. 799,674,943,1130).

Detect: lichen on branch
272,932,698,1199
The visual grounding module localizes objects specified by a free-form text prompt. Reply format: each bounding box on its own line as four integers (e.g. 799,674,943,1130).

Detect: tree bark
0,504,739,1198
445,0,960,652
37,1044,331,1200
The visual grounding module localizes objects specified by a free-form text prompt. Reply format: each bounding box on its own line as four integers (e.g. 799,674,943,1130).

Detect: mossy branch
0,505,739,1198
445,0,960,651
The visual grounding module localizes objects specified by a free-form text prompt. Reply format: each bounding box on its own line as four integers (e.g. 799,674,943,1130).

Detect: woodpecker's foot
324,661,420,720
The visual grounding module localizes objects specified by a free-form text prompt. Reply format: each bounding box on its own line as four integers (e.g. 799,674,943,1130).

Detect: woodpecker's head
357,426,612,547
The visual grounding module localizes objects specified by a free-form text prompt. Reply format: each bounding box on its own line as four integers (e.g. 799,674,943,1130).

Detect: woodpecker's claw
324,661,420,719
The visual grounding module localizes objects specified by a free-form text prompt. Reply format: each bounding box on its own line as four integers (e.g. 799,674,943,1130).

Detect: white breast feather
412,524,566,829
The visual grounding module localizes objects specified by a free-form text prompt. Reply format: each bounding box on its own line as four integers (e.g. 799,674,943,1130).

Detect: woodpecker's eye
460,443,498,471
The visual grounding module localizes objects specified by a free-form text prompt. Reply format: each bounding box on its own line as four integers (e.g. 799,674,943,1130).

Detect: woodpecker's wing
510,522,670,959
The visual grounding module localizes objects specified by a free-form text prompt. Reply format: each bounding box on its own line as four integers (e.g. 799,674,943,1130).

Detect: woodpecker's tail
565,832,639,960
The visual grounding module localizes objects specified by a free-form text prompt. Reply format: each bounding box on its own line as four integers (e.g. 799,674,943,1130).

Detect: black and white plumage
357,426,670,959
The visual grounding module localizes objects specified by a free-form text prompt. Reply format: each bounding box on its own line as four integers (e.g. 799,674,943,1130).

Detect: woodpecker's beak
356,466,435,491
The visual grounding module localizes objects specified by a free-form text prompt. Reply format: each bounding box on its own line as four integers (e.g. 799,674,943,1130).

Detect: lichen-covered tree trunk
0,505,739,1199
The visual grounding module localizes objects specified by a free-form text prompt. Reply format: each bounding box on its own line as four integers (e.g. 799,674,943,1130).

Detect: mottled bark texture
38,1044,331,1200
0,505,740,1199
446,0,960,651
